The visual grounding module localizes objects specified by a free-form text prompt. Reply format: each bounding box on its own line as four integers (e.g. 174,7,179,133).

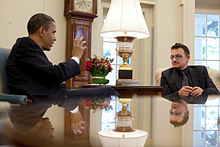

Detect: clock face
74,0,93,13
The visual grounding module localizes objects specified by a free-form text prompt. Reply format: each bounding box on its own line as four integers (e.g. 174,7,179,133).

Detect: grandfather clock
64,0,97,141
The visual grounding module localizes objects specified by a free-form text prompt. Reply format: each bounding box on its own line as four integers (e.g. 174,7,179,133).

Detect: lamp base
114,126,134,132
119,70,132,79
114,110,134,132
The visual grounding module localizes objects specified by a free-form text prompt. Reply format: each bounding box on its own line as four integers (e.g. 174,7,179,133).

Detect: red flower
85,61,93,71
84,98,92,107
101,58,105,62
84,97,113,112
109,67,113,72
85,56,114,76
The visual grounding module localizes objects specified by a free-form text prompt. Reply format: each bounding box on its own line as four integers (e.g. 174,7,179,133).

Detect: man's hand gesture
70,111,85,135
191,86,203,97
178,86,193,97
178,86,203,97
72,36,87,59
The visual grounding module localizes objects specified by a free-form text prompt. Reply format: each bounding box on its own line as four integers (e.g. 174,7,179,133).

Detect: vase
91,75,109,84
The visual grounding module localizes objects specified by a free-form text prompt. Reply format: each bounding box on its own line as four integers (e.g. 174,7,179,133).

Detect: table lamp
100,0,149,79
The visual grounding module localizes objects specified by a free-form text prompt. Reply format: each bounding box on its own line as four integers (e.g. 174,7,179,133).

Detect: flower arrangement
85,56,114,76
84,97,113,112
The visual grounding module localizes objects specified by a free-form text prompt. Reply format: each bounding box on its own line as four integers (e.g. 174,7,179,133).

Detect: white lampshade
100,0,149,39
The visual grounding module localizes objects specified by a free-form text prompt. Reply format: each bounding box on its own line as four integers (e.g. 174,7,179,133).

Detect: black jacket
161,66,219,104
7,37,119,103
7,37,80,98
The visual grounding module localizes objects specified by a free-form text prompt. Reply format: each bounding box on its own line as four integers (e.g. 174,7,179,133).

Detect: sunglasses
169,109,185,117
170,54,185,60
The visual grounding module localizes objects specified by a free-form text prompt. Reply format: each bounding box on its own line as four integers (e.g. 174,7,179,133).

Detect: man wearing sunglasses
161,43,219,104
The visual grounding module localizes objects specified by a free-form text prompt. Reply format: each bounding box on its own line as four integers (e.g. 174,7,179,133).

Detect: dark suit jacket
161,66,219,104
6,37,119,104
7,37,80,97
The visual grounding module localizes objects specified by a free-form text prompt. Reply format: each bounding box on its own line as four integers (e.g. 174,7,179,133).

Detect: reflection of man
161,43,219,104
169,99,189,127
8,97,88,138
28,117,54,139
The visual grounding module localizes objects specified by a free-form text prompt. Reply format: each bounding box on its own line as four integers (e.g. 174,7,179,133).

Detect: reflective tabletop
1,94,220,147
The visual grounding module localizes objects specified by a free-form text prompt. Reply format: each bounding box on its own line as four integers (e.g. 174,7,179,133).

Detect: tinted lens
170,54,184,60
175,54,183,59
169,110,185,116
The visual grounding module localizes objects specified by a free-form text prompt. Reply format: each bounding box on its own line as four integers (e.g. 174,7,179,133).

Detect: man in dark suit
161,43,219,104
6,13,119,134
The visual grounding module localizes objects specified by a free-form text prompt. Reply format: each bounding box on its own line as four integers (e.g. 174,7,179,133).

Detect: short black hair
27,13,55,35
171,43,190,56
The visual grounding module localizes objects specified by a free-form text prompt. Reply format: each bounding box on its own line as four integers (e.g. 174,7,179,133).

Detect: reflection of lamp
100,0,149,79
115,98,133,132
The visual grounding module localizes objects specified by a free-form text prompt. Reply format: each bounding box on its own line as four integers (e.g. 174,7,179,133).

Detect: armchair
0,47,27,104
0,47,27,146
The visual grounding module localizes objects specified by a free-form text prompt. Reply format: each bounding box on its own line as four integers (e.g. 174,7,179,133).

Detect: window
194,14,220,70
103,38,122,85
194,13,220,146
101,96,122,130
101,38,120,130
193,99,220,146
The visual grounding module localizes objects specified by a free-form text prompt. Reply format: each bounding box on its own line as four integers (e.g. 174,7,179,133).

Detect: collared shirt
71,57,79,64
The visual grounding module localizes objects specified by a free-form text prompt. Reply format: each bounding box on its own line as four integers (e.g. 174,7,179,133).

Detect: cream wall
0,0,66,64
154,0,183,70
91,0,103,57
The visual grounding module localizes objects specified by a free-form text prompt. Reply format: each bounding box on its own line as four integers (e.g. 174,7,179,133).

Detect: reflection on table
78,85,163,98
1,94,220,147
98,129,148,147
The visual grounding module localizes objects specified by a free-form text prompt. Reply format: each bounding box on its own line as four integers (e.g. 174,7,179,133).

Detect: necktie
181,71,189,86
